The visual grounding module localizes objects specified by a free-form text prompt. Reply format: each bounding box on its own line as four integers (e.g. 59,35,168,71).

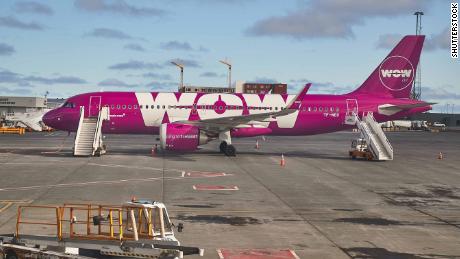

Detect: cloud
0,43,15,56
0,16,43,30
290,78,354,94
160,41,193,51
200,72,225,78
146,81,178,91
142,73,172,80
0,86,33,95
0,68,86,86
75,0,165,17
167,58,201,68
109,60,163,70
24,75,87,84
252,77,278,84
14,1,54,15
124,43,145,52
160,41,209,52
98,78,136,88
246,0,431,39
422,85,460,100
376,28,450,51
84,28,132,40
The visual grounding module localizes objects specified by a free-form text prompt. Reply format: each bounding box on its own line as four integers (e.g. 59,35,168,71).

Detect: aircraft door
89,96,102,117
345,99,358,125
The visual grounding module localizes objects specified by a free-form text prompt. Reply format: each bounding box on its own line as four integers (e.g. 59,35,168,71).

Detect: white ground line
87,163,183,172
216,249,224,259
289,249,300,259
192,185,239,191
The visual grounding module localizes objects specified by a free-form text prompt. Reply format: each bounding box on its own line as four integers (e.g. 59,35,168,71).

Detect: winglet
287,83,311,109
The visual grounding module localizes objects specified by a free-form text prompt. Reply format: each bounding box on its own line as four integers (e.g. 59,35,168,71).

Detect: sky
0,0,458,112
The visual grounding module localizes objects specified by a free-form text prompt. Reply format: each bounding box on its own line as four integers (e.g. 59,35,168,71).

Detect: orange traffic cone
438,152,443,160
280,154,286,167
255,140,260,149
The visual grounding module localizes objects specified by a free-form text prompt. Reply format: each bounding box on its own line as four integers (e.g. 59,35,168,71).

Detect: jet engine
159,123,210,151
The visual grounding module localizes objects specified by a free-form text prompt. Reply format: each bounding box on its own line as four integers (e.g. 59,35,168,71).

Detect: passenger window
162,105,165,109
330,107,334,112
134,105,138,109
325,107,328,112
319,107,323,111
117,104,120,109
308,107,311,112
122,105,126,109
313,107,317,112
110,105,115,109
139,105,143,109
157,105,160,109
128,105,132,109
302,107,306,111
275,107,278,110
336,107,340,112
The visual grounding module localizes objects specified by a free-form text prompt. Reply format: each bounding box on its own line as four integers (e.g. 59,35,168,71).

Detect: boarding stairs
347,112,393,160
74,106,109,156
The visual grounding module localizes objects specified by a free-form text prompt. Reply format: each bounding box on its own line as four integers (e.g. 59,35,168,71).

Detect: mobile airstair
347,112,393,161
74,106,109,156
0,199,204,258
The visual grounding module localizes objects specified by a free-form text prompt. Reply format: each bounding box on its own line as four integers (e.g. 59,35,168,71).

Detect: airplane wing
174,84,310,134
378,102,435,116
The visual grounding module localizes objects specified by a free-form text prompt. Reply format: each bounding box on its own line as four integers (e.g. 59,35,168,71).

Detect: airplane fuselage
43,91,430,137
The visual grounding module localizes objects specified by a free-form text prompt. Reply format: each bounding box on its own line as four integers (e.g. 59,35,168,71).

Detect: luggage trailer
0,199,204,258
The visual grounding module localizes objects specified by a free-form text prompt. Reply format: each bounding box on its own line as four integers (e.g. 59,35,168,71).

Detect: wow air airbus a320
43,35,432,156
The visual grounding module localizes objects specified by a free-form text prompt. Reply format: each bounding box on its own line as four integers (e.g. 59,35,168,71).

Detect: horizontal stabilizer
378,102,435,116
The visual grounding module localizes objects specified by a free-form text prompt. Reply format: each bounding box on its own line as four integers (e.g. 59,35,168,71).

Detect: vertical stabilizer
350,35,425,99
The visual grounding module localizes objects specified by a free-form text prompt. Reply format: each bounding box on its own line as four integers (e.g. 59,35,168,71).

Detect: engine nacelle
160,123,210,151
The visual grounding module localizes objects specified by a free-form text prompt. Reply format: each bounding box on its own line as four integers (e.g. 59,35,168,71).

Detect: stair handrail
365,113,393,157
74,106,85,155
92,106,109,155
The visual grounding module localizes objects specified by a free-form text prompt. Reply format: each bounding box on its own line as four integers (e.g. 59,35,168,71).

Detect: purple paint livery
43,36,432,153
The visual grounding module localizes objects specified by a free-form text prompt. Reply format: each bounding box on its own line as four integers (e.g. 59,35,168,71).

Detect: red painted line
217,249,298,259
193,184,239,191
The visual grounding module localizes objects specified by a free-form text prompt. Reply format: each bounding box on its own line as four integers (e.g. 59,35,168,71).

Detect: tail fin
350,35,425,99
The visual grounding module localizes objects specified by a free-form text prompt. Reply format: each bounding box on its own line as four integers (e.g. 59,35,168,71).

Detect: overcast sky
0,0,458,112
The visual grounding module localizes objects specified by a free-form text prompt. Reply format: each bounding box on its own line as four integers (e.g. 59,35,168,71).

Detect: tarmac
0,130,459,259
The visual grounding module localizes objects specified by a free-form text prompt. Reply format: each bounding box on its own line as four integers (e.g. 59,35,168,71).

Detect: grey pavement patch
342,247,457,259
333,208,363,212
174,204,221,209
334,217,403,226
175,214,264,226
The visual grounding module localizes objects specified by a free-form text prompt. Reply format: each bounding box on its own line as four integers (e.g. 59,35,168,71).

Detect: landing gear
224,145,236,156
218,131,235,156
219,141,227,153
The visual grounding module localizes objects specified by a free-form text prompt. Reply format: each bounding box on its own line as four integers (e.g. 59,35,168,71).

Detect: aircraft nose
42,109,58,128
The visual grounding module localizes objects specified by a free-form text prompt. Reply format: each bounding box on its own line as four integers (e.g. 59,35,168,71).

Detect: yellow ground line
0,202,13,213
0,200,32,203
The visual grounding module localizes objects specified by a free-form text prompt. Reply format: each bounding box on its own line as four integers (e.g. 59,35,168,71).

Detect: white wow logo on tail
379,55,414,91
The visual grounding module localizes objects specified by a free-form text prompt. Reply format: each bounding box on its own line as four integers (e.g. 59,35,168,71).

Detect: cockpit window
62,102,75,108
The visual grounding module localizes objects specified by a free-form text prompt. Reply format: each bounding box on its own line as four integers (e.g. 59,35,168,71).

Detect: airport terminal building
0,96,47,118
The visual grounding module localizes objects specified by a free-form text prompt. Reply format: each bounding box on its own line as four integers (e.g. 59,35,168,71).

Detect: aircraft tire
219,141,227,153
224,145,236,156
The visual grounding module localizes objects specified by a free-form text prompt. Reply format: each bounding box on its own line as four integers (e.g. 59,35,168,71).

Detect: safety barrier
0,127,25,135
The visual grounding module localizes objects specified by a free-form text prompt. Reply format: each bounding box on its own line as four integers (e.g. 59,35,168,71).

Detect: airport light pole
411,11,424,100
171,61,184,92
219,60,232,88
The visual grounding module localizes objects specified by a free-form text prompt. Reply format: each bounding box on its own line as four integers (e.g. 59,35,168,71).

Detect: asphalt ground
0,130,459,259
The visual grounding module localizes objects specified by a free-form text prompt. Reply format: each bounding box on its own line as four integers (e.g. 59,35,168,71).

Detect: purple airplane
43,35,432,156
